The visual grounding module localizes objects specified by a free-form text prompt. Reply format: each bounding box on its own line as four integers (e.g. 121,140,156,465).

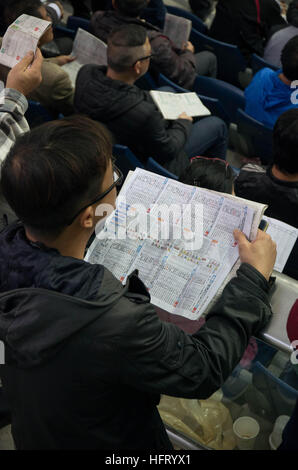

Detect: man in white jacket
0,48,43,230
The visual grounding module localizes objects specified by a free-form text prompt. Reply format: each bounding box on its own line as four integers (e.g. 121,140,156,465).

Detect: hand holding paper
7,48,43,96
234,229,277,281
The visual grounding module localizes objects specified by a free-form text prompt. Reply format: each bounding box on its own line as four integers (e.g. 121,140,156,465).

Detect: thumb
16,51,35,70
233,229,249,246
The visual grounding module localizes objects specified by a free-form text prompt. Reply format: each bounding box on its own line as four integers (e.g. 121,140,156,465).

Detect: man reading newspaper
0,110,277,449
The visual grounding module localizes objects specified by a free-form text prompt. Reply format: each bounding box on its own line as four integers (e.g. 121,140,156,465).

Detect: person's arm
0,50,43,165
103,230,276,399
150,34,196,89
47,66,74,116
142,100,193,164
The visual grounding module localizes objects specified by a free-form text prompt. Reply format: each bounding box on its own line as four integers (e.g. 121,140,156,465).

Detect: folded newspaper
0,14,51,68
150,90,211,120
85,169,268,320
62,28,107,87
163,13,192,49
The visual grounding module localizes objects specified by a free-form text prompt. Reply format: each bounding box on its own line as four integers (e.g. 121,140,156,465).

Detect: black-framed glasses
67,165,123,225
132,54,154,67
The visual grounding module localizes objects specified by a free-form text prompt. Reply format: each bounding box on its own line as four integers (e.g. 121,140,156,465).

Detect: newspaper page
150,91,211,120
0,14,51,68
163,13,192,49
62,28,107,86
263,216,298,273
85,169,266,320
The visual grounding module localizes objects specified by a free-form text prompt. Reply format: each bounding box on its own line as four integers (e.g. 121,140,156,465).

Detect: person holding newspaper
0,108,277,449
74,24,227,177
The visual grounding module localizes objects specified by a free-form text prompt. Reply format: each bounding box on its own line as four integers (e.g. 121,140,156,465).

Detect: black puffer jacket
74,65,192,173
209,0,286,60
90,10,197,89
0,222,273,449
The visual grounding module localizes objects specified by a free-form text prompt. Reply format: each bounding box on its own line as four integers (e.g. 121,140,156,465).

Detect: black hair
0,115,112,237
4,0,43,25
273,108,298,174
281,35,298,81
114,0,147,18
107,24,148,72
179,157,235,194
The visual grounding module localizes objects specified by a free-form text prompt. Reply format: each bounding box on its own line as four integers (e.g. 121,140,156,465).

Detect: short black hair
273,108,298,174
107,24,147,72
281,35,298,81
179,157,235,194
4,0,43,26
114,0,147,18
0,116,112,237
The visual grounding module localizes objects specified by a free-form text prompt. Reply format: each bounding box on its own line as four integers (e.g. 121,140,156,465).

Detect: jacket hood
0,222,127,368
254,69,292,111
74,65,146,122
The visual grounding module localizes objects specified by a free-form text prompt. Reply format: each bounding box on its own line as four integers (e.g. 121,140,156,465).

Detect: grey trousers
194,51,218,78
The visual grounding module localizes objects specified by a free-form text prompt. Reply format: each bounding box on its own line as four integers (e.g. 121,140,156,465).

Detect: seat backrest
158,73,230,124
194,75,245,123
165,5,208,34
113,144,144,178
67,16,91,32
25,100,55,128
252,361,298,419
251,53,279,75
190,28,246,87
146,157,178,180
236,108,273,164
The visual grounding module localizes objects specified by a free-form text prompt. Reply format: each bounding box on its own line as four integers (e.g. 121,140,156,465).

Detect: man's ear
79,206,94,229
134,61,142,76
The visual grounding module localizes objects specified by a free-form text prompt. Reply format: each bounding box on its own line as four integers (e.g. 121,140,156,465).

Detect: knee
205,116,228,139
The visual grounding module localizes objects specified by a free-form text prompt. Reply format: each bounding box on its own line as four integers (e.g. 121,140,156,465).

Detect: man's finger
15,51,35,71
233,229,250,246
30,48,43,70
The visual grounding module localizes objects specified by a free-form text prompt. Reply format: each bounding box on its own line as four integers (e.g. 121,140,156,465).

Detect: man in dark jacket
74,24,227,177
209,0,286,62
0,113,276,450
235,108,298,280
90,0,217,90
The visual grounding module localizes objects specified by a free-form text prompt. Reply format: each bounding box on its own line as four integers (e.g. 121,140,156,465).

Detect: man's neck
106,67,136,85
271,164,298,182
25,228,88,260
278,73,292,86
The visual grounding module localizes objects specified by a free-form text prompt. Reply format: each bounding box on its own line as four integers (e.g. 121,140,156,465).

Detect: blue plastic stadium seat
193,75,245,123
251,53,279,75
236,108,273,164
146,157,178,180
66,16,91,33
190,28,246,87
165,5,208,34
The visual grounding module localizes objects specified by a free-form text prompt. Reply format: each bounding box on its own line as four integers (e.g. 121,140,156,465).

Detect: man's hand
178,112,193,122
233,229,277,281
55,55,76,66
183,41,195,54
6,49,43,97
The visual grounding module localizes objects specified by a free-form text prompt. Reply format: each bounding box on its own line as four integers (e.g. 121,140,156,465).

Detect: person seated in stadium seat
235,108,298,280
74,24,228,177
0,111,277,448
244,35,298,128
264,0,298,68
0,49,43,231
90,0,218,90
179,156,236,194
3,0,75,116
209,0,286,63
